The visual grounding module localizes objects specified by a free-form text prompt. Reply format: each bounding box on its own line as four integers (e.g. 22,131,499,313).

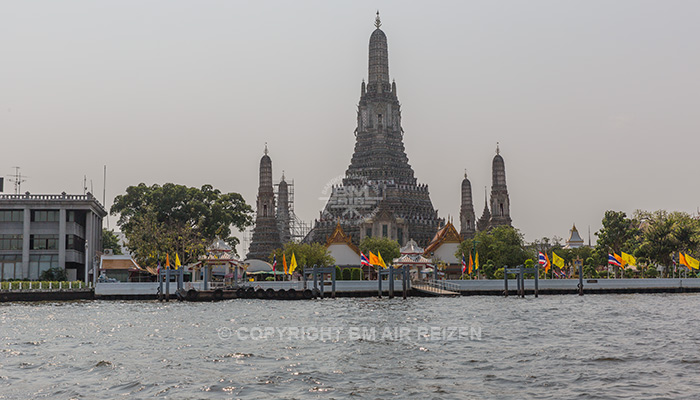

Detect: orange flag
680,252,688,267
545,253,551,273
468,253,473,274
283,254,288,274
165,254,170,269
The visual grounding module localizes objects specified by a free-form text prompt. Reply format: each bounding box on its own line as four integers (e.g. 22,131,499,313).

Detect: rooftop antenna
9,167,27,194
588,225,592,247
83,175,87,195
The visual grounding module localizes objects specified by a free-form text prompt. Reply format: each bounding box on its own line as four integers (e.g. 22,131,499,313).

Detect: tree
271,242,335,271
40,267,67,281
111,183,253,266
595,211,639,255
359,237,401,264
456,226,531,278
102,228,123,255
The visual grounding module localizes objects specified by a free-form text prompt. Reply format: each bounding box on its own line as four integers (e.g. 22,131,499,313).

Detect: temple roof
424,221,463,254
567,224,584,244
325,222,361,255
393,254,432,265
400,239,424,255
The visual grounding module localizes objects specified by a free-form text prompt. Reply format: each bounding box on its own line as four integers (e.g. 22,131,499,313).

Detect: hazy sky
2,1,699,254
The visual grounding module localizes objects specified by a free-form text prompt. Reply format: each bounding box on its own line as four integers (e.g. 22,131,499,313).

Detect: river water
2,294,700,399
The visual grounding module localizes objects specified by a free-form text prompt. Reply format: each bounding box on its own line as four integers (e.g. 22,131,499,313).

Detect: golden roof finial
375,10,382,29
496,142,500,155
264,142,268,156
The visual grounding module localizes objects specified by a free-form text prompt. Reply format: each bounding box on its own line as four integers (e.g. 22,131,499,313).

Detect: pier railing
0,281,91,291
425,279,460,293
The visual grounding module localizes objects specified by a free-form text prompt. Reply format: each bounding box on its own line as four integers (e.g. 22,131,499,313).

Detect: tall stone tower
247,145,283,261
488,144,512,228
305,13,442,247
459,172,476,239
476,187,491,232
276,174,291,245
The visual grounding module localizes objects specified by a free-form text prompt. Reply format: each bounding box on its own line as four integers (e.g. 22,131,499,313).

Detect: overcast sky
2,1,699,254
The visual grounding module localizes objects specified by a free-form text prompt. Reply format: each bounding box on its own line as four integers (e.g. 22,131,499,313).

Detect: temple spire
368,12,389,86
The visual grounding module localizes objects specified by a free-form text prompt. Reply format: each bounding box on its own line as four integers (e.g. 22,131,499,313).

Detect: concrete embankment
0,289,93,302
2,278,699,302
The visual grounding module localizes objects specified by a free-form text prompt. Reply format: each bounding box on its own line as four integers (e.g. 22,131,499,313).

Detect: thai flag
462,254,467,274
608,253,621,267
538,252,547,266
360,252,371,267
272,254,277,269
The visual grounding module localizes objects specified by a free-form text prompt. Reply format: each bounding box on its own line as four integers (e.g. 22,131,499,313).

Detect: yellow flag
369,252,380,266
686,254,699,270
552,252,565,268
175,253,181,270
289,253,298,274
475,252,479,270
283,254,288,274
377,251,387,268
621,251,636,267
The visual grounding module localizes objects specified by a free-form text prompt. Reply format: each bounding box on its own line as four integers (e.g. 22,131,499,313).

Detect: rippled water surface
2,294,700,399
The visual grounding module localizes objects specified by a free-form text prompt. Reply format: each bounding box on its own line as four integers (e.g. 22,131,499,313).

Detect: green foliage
111,183,253,266
39,267,67,281
583,264,599,279
335,265,342,280
271,242,336,270
595,211,639,255
359,237,400,264
265,276,275,281
342,268,352,280
102,229,123,255
456,226,531,278
351,268,362,280
643,266,659,278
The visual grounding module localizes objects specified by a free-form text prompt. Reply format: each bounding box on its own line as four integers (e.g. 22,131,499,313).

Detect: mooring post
534,265,539,298
302,266,307,290
519,265,525,298
203,266,209,291
313,267,318,292
331,267,336,298
165,268,170,302
516,267,521,297
578,264,584,296
388,266,394,299
378,271,382,298
402,266,407,299
158,271,163,301
504,267,509,297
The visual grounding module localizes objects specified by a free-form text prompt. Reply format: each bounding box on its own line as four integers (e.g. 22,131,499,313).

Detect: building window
31,210,59,222
67,210,86,225
30,234,59,250
66,235,85,252
397,228,403,246
0,234,22,250
377,114,383,126
0,210,23,222
500,203,504,216
0,254,22,280
29,254,58,278
366,228,372,238
382,224,388,238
